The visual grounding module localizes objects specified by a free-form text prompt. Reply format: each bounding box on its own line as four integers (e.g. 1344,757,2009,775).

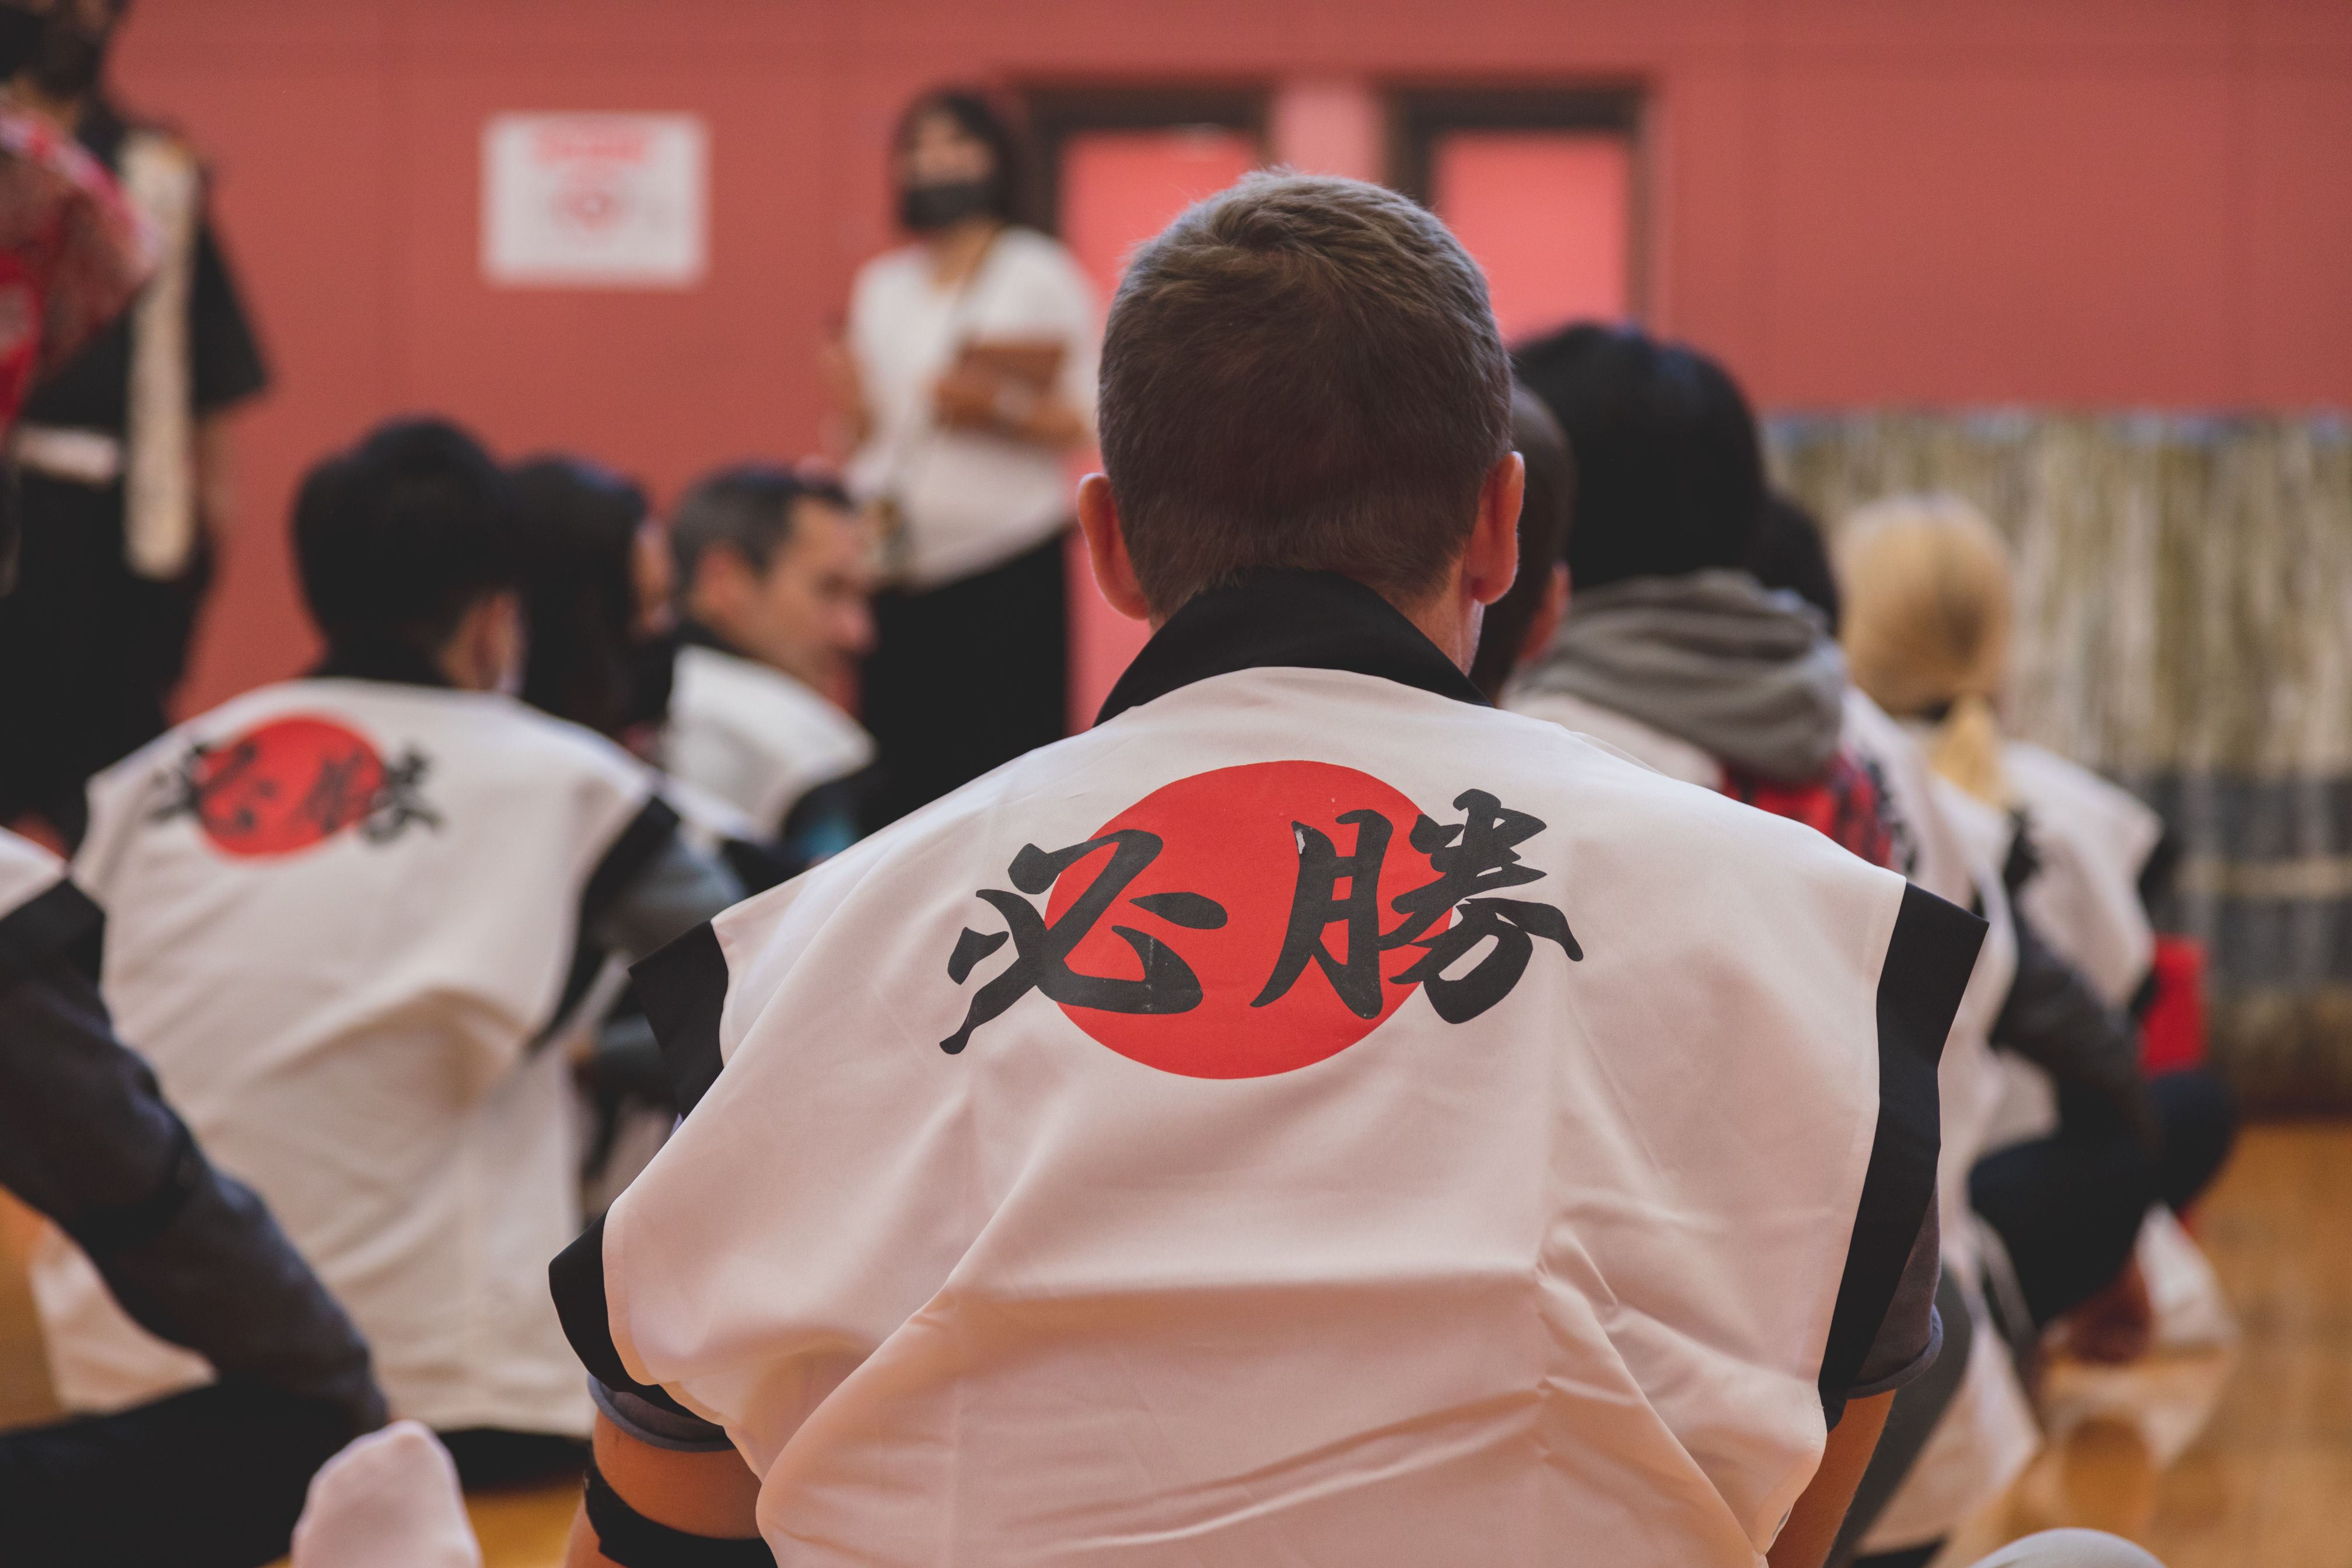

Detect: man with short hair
32,416,737,1492
552,175,1980,1568
664,463,875,873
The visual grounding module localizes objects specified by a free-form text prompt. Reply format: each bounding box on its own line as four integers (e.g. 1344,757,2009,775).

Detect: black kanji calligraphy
941,830,1227,1054
1256,788,1581,1024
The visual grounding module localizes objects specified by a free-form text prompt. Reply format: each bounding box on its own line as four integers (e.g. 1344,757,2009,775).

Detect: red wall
105,0,2352,713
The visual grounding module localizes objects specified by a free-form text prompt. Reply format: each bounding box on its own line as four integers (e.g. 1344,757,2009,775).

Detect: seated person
510,454,679,762
663,464,877,874
0,828,384,1568
1506,324,1892,866
1464,383,1574,703
552,173,1983,1568
1836,495,2235,1358
29,418,735,1491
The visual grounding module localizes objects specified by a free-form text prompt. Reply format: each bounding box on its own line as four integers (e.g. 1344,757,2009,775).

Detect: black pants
1,1381,354,1568
0,473,208,835
861,531,1069,832
1971,1068,2238,1328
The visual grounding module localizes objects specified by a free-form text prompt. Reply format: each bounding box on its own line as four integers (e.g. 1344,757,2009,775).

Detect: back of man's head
668,463,849,606
294,417,519,656
1513,324,1765,594
1098,173,1513,617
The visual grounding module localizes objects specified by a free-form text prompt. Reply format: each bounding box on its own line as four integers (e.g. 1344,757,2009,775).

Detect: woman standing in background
826,86,1098,830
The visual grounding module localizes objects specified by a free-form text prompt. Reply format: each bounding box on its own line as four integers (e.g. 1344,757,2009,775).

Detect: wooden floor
5,1124,2349,1567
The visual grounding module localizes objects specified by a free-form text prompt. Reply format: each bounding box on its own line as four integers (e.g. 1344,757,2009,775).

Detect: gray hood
1508,569,1848,784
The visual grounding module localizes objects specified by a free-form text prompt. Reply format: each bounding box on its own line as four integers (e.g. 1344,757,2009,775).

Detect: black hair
293,416,520,658
891,87,1024,223
670,463,853,610
1469,384,1577,700
510,454,649,738
1747,492,1841,635
1513,323,1766,594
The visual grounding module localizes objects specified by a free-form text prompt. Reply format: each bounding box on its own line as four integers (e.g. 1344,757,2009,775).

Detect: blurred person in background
0,33,385,1557
666,462,876,874
826,86,1098,830
28,418,734,1493
0,0,271,843
511,454,677,763
1838,495,2237,1364
507,453,750,1213
1464,383,1574,702
1506,324,1894,866
0,826,386,1568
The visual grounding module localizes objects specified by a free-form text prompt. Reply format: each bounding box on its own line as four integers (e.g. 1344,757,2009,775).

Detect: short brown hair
1098,173,1513,615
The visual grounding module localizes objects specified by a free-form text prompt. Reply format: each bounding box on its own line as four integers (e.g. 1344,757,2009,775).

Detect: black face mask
29,12,112,100
0,5,46,80
897,178,996,233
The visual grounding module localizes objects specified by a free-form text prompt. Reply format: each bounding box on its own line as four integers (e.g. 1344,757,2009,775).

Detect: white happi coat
0,827,68,923
2003,740,2163,1010
664,642,874,840
1840,694,2042,1553
33,677,663,1436
572,574,1976,1567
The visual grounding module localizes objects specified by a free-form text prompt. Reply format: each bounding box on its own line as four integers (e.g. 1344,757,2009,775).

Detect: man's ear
1077,473,1151,624
1463,452,1525,608
685,544,751,631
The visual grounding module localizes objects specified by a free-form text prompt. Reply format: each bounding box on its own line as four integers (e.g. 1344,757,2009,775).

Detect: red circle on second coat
187,715,387,858
1044,760,1437,1079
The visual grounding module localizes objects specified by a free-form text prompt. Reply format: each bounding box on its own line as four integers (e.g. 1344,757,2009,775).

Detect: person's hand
932,361,1013,431
2062,1256,2157,1364
816,332,870,456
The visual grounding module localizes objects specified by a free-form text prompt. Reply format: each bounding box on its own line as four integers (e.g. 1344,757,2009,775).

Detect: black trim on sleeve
632,921,730,1117
1818,882,1984,1426
538,796,685,1050
550,1216,710,1425
585,1459,775,1566
0,878,104,990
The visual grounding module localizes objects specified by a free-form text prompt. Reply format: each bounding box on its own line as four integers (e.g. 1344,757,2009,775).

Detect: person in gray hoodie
1504,324,1891,864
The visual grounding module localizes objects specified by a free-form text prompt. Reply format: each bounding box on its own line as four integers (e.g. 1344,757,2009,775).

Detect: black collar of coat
1094,569,1488,727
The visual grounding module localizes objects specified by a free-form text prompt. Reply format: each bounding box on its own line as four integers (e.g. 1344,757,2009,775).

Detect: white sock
289,1420,484,1568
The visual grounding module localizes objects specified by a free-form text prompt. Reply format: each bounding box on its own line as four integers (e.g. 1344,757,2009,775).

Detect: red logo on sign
159,716,438,858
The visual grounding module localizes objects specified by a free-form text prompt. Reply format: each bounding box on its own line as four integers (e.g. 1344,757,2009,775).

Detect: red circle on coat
1045,760,1438,1079
185,716,388,858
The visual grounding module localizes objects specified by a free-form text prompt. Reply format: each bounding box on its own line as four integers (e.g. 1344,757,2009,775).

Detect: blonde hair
1837,494,2017,804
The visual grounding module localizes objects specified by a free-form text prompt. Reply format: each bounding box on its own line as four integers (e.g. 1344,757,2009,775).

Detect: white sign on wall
482,113,707,288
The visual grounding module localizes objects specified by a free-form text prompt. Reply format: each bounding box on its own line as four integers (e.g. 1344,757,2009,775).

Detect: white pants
1970,1531,2165,1568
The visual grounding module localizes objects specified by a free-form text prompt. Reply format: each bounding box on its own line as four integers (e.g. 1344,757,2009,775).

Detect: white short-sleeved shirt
34,677,664,1437
556,572,1979,1568
844,227,1098,589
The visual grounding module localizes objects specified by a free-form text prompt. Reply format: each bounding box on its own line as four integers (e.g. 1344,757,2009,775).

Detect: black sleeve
551,1213,733,1452
188,214,268,413
1818,882,1982,1427
0,894,383,1434
1994,910,2159,1151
